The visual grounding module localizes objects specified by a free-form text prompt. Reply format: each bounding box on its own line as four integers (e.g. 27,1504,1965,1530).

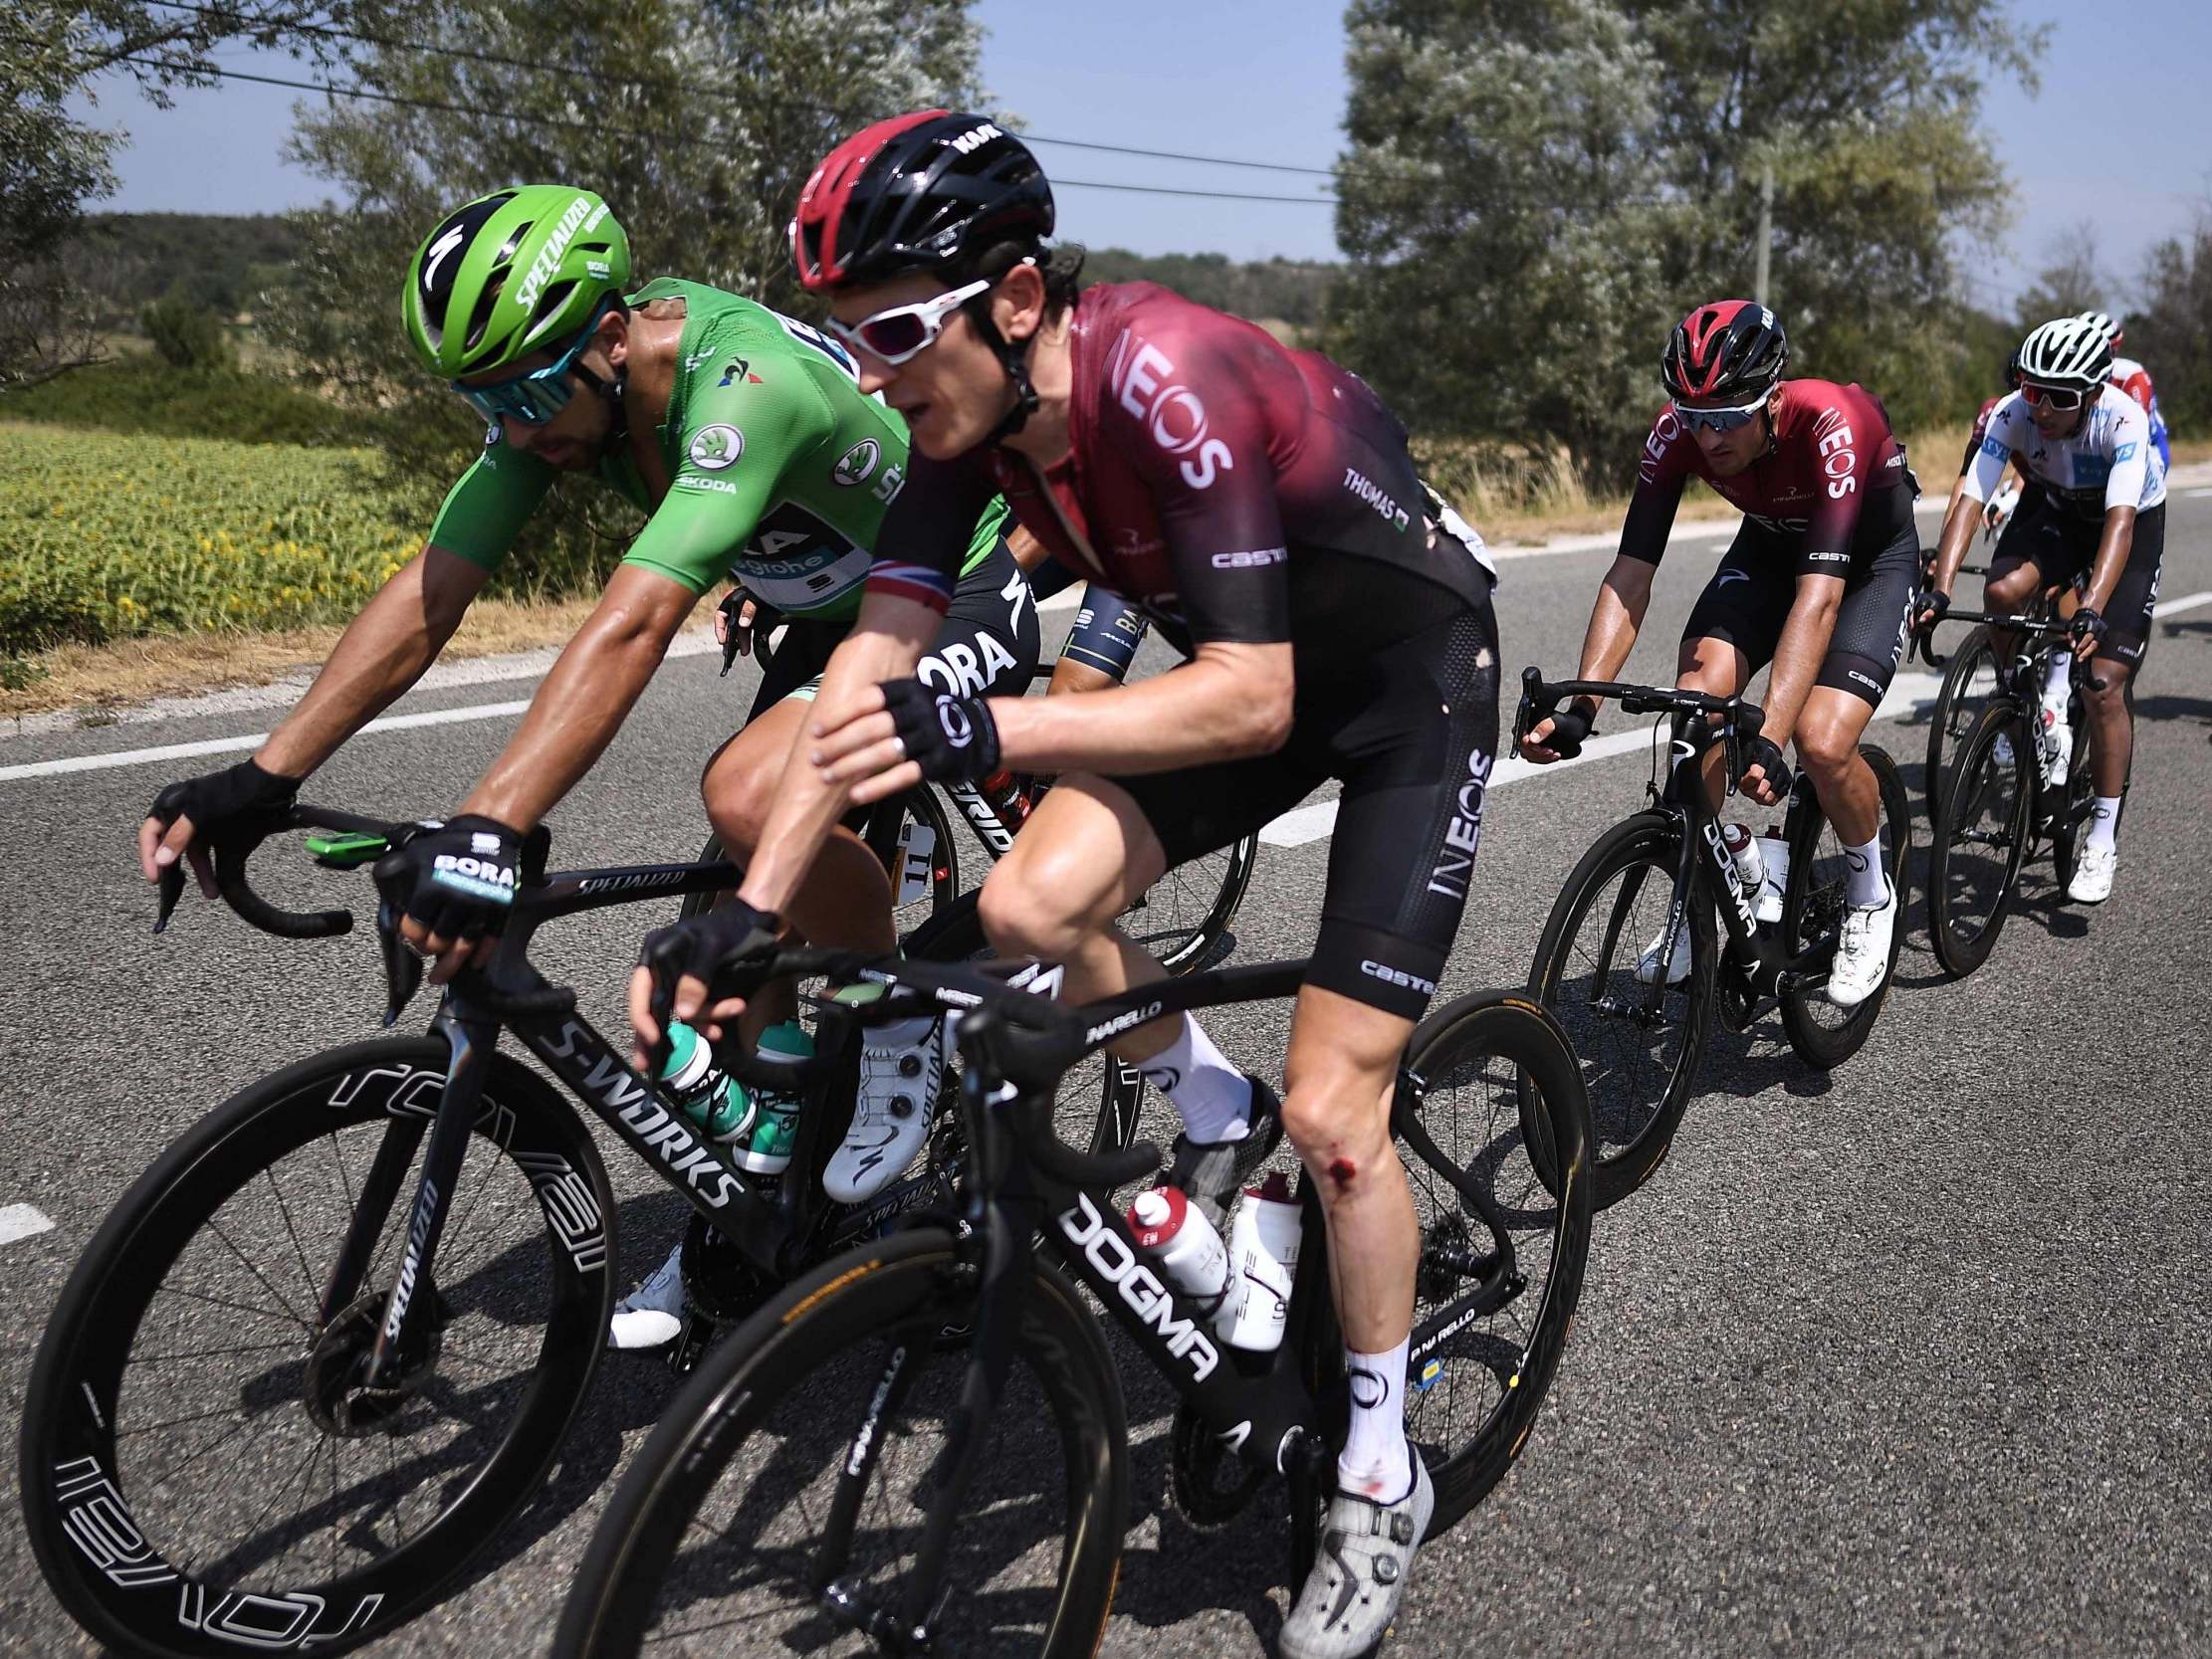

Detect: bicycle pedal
667,1311,720,1377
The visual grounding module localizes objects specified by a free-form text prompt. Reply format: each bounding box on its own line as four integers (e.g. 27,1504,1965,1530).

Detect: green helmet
401,184,631,378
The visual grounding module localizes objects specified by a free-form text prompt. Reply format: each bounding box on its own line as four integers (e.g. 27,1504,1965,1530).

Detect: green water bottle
656,1023,756,1145
733,1021,815,1176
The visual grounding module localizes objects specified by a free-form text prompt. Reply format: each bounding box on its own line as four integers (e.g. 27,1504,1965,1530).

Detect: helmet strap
571,359,629,457
962,295,1039,445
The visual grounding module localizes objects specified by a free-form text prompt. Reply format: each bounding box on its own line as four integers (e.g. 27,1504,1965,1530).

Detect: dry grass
1,595,715,722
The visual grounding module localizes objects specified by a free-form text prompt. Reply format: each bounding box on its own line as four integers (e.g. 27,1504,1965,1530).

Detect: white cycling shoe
2068,843,2117,905
1279,1456,1435,1659
607,1242,685,1350
1634,925,1690,986
1826,876,1897,1009
824,1015,945,1205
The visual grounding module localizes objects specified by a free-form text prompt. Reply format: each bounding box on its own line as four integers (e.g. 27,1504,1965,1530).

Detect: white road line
2184,487,2212,499
1258,670,1946,848
0,1204,57,1247
2152,590,2212,619
0,699,533,783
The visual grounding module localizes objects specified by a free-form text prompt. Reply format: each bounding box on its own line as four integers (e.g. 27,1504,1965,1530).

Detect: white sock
1845,835,1886,908
1338,1337,1413,1501
2043,652,2072,706
1137,1016,1252,1143
2088,796,2122,854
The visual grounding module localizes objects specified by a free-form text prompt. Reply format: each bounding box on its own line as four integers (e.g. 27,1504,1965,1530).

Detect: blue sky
74,0,2212,311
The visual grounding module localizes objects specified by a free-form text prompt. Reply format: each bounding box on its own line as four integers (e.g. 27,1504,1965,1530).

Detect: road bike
19,808,1131,1658
1922,610,2113,975
549,942,1593,1658
1517,668,1910,1209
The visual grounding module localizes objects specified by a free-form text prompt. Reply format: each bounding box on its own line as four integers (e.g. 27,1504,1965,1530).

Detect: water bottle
980,768,1032,832
1127,1186,1232,1330
732,1021,814,1177
1720,822,1765,901
657,1022,756,1146
1754,824,1789,926
1221,1171,1303,1352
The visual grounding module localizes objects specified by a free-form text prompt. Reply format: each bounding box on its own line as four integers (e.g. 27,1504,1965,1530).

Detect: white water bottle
1720,821,1765,897
1127,1187,1232,1330
1222,1171,1303,1351
1753,825,1789,925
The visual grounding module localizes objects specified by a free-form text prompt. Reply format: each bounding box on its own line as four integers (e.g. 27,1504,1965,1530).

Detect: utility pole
1754,163,1774,305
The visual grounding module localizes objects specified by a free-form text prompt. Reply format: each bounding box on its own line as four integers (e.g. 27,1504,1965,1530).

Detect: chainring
1168,1397,1265,1528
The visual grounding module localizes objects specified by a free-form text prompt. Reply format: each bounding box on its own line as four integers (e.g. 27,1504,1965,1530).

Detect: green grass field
0,421,417,654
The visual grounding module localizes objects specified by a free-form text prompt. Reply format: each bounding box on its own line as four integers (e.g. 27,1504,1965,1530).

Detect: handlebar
1513,666,1765,753
1907,607,2070,670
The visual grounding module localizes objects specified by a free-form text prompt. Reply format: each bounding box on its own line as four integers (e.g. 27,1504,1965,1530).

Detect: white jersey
1963,387,2166,520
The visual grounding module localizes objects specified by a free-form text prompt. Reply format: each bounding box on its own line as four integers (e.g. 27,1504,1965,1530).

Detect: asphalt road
4,481,2211,1658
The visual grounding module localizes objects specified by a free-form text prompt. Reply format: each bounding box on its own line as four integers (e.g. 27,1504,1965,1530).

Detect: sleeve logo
833,438,881,487
688,425,745,471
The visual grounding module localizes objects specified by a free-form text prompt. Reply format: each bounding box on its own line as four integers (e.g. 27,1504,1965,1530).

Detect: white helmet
2018,316,2112,390
2076,310,2122,347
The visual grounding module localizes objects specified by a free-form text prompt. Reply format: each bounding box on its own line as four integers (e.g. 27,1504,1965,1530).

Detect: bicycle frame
797,954,1538,1642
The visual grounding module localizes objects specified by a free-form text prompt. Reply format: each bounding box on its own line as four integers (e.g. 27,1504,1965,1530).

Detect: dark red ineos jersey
864,283,1494,654
1619,378,1916,576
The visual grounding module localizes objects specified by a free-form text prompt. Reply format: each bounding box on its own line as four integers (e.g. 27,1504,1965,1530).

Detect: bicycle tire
678,785,958,929
1922,625,1999,823
2049,720,2099,896
1140,832,1259,975
20,1037,615,1659
549,1228,1128,1659
1926,704,2032,978
1287,992,1590,1553
1527,811,1714,1210
1778,745,1910,1068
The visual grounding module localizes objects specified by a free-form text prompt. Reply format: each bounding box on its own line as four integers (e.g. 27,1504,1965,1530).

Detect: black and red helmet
1661,301,1789,402
792,109,1054,293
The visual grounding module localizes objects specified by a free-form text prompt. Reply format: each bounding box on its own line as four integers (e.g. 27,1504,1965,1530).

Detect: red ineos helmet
1662,301,1789,402
792,109,1053,292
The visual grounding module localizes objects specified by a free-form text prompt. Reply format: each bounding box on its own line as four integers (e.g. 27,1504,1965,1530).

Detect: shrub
139,296,237,371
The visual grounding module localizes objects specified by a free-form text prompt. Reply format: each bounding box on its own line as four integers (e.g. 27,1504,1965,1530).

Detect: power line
44,40,1340,204
140,0,1346,180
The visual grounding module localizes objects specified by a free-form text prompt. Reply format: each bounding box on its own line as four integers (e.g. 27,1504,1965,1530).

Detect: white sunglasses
826,277,995,366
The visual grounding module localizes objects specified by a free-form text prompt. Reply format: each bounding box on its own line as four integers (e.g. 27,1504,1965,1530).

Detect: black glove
2069,606,2108,650
1913,588,1950,635
1738,733,1793,799
146,757,299,850
383,814,528,947
879,677,1000,782
1541,706,1594,758
635,899,782,1064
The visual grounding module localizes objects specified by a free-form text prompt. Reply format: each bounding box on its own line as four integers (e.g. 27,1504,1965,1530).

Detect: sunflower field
0,421,420,653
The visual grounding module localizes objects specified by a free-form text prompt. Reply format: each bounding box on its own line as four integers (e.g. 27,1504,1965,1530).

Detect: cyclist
2081,310,2171,473
628,110,1501,1658
1921,315,2166,904
132,184,1038,1344
1519,301,1920,1007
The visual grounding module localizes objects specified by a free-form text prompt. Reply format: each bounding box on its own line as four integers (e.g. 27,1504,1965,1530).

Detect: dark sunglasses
452,298,615,426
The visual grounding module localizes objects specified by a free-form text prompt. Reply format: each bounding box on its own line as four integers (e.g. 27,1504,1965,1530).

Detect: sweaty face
828,275,1016,460
457,349,612,472
2028,384,2096,441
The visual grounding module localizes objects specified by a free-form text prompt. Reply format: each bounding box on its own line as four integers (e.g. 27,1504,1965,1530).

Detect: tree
2,0,366,390
2132,209,2212,435
2013,223,2108,330
264,0,988,586
1329,0,2045,482
141,294,238,369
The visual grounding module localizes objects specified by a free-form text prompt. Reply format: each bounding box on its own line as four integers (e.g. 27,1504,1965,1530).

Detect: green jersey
425,277,1006,619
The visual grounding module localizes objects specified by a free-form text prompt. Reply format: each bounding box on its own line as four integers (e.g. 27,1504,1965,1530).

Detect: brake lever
374,898,426,1027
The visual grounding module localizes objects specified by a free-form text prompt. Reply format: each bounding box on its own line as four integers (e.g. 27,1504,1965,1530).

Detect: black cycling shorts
1113,584,1501,1022
749,534,1041,722
1683,518,1920,709
1987,496,2165,667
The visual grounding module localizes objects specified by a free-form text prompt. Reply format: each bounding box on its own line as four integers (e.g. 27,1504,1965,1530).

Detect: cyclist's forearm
991,642,1292,775
1929,497,1979,594
1572,568,1650,712
2083,508,2136,614
1763,591,1842,744
460,572,692,830
738,617,931,917
257,546,486,777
